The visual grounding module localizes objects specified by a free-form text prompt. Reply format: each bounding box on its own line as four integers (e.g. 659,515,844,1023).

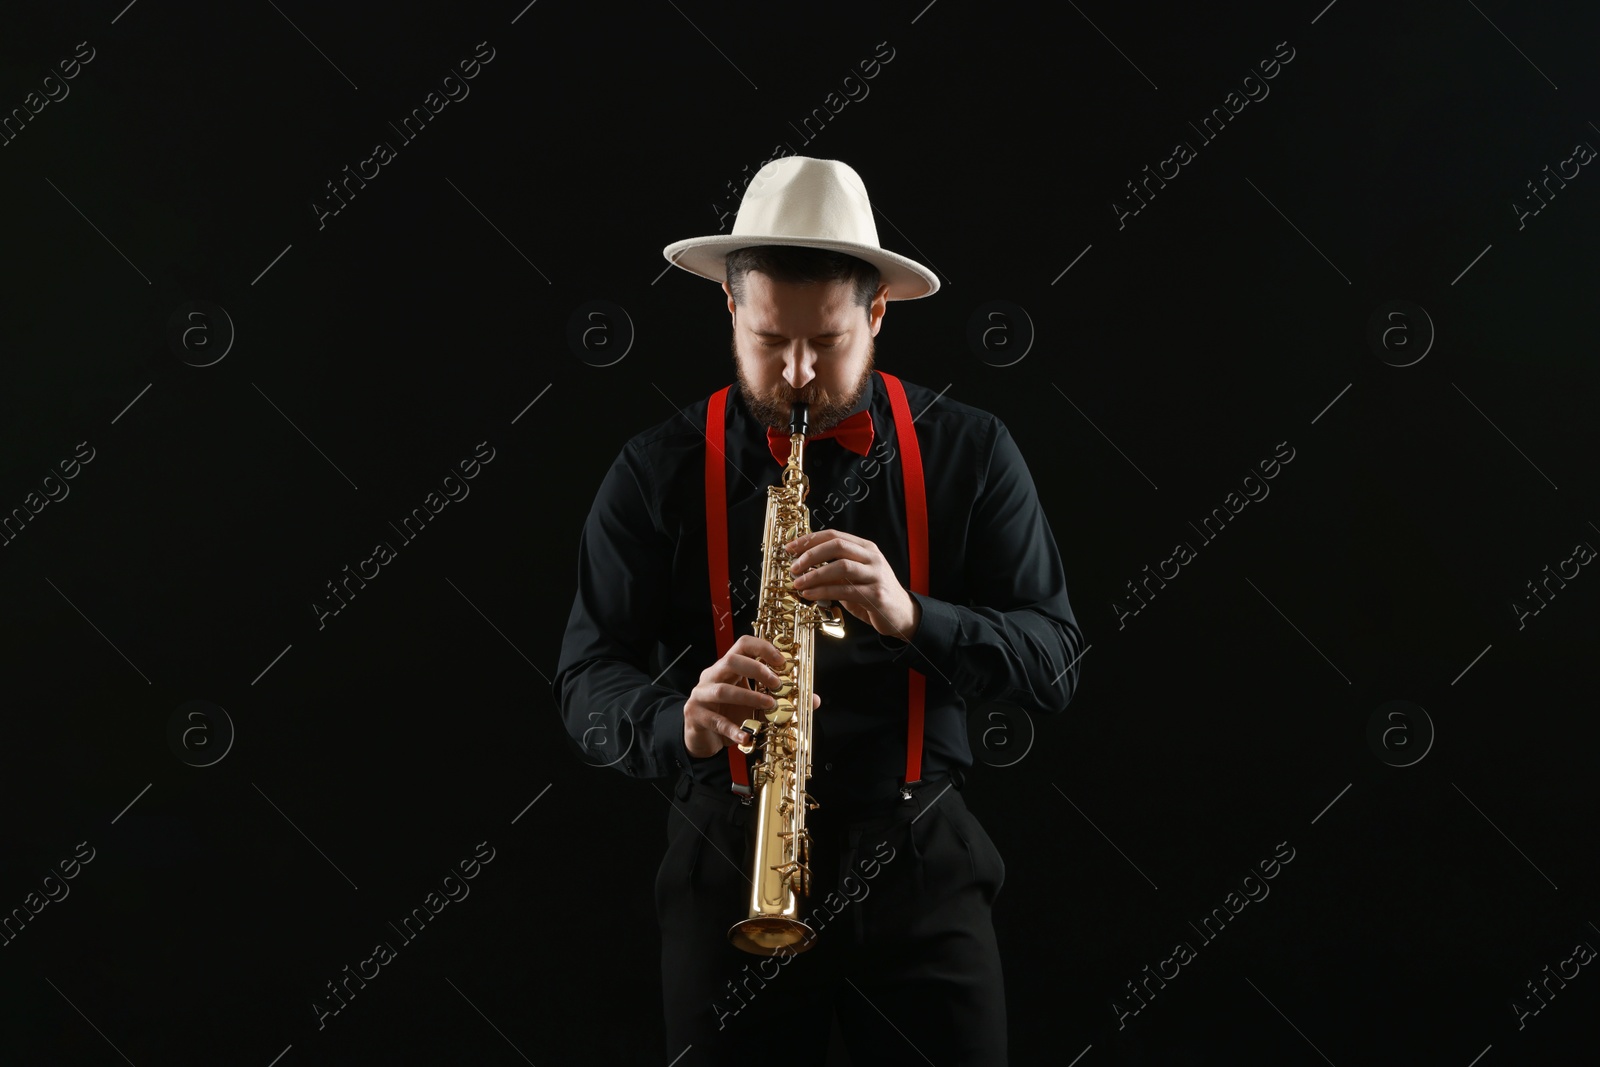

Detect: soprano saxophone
727,400,845,957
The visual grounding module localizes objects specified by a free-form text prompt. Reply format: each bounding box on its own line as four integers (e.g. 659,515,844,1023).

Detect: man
555,156,1082,1065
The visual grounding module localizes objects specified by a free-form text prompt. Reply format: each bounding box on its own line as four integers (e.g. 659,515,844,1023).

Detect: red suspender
878,371,929,786
704,385,751,793
705,370,928,795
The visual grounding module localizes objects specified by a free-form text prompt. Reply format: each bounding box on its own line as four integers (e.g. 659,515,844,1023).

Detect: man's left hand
785,529,921,642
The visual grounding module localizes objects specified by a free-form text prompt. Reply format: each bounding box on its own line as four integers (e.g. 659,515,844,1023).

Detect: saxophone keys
737,719,762,755
819,602,845,638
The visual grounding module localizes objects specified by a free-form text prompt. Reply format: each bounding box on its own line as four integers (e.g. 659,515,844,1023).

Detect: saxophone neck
783,436,806,480
783,400,810,477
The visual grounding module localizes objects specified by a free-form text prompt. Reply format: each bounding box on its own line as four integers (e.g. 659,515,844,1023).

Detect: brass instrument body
727,415,845,957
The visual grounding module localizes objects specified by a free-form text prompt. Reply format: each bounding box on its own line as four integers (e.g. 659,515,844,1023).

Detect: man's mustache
775,386,829,402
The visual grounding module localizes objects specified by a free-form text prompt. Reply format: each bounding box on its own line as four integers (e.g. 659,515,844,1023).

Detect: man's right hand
684,634,822,759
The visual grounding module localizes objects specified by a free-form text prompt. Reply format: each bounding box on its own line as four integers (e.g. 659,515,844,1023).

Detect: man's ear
722,281,737,323
868,282,890,335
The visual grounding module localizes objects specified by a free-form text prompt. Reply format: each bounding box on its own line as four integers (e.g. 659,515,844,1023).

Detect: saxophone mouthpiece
789,401,809,437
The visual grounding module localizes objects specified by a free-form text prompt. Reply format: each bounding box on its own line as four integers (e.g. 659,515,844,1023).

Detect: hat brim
661,234,940,300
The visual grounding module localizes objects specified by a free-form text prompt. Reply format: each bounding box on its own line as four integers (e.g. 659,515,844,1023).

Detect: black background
2,1,1597,1064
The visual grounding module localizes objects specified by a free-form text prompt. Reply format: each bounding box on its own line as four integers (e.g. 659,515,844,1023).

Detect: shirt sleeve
554,441,700,779
874,417,1084,714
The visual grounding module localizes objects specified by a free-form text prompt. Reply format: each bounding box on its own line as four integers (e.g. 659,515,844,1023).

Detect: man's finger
716,681,777,708
790,539,869,575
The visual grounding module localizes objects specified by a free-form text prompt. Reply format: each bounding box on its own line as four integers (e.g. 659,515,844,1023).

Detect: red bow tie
766,408,874,467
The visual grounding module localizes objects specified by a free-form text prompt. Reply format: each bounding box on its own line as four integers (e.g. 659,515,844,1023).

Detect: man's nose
783,351,816,389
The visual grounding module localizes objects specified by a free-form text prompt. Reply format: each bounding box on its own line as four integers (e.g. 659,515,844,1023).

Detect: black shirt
554,370,1084,807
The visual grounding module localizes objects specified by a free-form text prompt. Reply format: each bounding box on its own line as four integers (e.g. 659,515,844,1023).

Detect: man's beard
734,334,876,433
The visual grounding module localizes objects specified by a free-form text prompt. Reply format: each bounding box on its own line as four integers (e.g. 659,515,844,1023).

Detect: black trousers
655,771,1008,1066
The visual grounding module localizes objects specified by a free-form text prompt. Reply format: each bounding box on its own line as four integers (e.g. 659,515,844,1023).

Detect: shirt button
824,762,834,772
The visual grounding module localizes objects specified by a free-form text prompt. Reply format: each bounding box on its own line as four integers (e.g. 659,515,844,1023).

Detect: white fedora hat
662,156,940,300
